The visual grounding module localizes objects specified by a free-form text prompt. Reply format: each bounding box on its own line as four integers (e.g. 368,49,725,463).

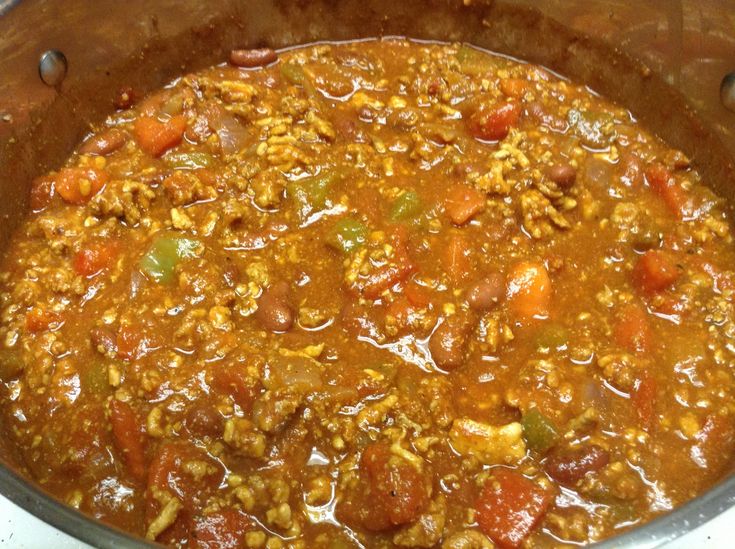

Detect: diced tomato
360,443,429,528
692,414,735,475
614,303,651,354
116,324,151,360
404,280,431,308
360,260,415,300
109,399,147,481
210,366,258,412
500,78,529,98
476,468,551,548
444,233,472,285
633,250,679,294
191,510,253,549
25,307,60,332
148,442,224,511
73,240,118,277
357,228,416,299
29,175,56,211
445,184,486,225
507,261,551,319
385,296,426,335
194,168,219,188
468,101,520,141
651,294,687,318
134,115,187,157
55,167,108,204
631,373,657,430
645,163,689,218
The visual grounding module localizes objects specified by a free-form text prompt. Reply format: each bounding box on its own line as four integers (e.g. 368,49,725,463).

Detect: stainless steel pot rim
0,0,20,16
1,458,734,548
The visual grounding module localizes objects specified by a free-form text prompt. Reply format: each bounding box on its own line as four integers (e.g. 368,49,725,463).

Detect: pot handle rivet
722,72,735,113
38,49,68,88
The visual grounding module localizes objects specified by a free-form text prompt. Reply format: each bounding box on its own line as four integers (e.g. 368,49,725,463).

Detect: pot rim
1,457,734,548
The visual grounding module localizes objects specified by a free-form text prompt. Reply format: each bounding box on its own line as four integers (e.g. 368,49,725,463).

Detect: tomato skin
385,297,416,333
507,261,551,319
360,260,415,299
56,167,108,204
73,240,118,277
444,233,472,285
109,399,147,481
633,250,679,294
360,443,429,528
632,373,657,430
116,324,159,360
693,414,735,475
468,101,520,141
30,175,55,211
210,366,258,412
645,163,689,217
404,280,431,308
500,78,528,98
117,325,143,360
614,303,651,354
134,115,187,157
356,228,416,299
445,184,486,225
191,510,253,549
25,307,60,332
476,468,551,548
147,442,224,519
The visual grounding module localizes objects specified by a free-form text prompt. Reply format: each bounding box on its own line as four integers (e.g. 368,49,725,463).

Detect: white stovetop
0,494,732,548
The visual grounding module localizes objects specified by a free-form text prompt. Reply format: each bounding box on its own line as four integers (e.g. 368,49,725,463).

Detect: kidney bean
547,162,576,188
429,315,470,371
185,402,224,438
229,48,278,68
620,153,644,188
256,281,294,332
29,175,55,212
90,326,118,356
525,101,567,132
544,444,610,485
79,129,127,156
466,273,505,311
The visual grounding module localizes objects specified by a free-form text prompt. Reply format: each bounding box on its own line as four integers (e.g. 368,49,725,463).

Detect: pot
0,1,734,547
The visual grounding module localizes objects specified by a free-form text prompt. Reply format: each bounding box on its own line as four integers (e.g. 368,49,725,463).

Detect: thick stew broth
1,39,734,548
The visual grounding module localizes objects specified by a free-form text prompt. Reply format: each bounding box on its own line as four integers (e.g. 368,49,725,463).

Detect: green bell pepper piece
535,323,569,352
281,63,306,85
81,361,111,395
140,235,201,284
288,169,340,221
326,218,368,253
390,191,422,221
164,152,215,170
522,407,560,453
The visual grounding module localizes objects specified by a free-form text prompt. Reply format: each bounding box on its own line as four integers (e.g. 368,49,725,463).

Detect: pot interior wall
0,1,733,254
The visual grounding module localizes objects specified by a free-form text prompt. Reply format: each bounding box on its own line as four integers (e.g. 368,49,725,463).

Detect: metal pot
0,1,734,546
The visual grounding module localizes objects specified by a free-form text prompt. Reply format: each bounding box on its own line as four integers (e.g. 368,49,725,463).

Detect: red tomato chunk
476,469,551,548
